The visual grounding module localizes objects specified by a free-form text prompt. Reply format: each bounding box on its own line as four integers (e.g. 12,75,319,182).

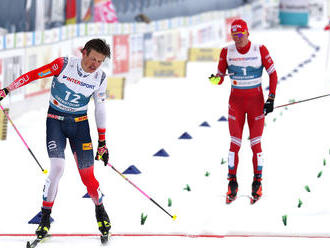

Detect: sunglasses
231,31,247,38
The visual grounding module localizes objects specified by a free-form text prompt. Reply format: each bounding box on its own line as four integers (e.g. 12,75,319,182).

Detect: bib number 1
242,68,247,76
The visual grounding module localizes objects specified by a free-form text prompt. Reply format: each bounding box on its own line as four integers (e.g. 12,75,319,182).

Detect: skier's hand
209,74,223,85
95,140,109,166
0,88,9,101
263,98,274,116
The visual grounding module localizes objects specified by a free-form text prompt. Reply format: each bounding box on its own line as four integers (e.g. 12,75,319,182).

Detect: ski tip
172,215,177,221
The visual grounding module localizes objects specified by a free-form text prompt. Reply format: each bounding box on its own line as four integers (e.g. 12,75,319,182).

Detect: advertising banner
189,48,221,62
130,33,143,71
178,28,190,60
279,0,309,26
0,36,3,50
165,31,181,61
0,108,9,140
152,32,166,61
144,61,187,78
143,33,153,61
15,33,25,48
5,34,15,49
113,35,129,74
50,0,65,25
106,77,125,99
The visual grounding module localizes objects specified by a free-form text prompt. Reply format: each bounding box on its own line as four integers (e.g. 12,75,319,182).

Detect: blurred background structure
0,0,327,122
0,0,254,33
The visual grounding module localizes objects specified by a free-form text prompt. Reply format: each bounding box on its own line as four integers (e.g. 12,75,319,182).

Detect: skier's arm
94,73,107,137
7,57,65,92
94,73,109,166
216,48,228,84
260,45,277,99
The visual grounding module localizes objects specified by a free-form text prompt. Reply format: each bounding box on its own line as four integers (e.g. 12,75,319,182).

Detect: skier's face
81,49,106,73
231,31,249,48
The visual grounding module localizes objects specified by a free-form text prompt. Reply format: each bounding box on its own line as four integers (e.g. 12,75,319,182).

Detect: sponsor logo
62,75,95,89
48,141,57,150
43,178,51,200
38,69,52,78
52,63,59,71
229,57,258,61
53,99,59,105
74,116,88,122
231,24,242,32
12,75,29,89
47,114,64,121
56,105,75,112
97,92,105,98
232,80,260,86
82,143,93,150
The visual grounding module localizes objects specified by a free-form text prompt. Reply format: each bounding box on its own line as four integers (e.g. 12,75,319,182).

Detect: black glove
95,140,109,166
263,98,274,116
0,88,9,101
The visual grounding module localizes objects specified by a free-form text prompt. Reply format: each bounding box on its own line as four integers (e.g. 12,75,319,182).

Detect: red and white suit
217,41,277,178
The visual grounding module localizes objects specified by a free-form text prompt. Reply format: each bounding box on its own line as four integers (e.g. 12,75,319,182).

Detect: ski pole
107,162,176,220
275,93,330,109
0,104,47,174
210,73,234,78
218,73,234,76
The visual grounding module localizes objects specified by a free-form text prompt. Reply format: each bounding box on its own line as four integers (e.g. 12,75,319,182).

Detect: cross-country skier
0,39,111,239
209,19,278,204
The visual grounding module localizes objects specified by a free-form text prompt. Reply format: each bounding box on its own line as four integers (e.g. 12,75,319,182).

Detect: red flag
66,0,77,24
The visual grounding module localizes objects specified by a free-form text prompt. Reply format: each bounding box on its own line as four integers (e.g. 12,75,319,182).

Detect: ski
26,234,50,248
26,233,110,247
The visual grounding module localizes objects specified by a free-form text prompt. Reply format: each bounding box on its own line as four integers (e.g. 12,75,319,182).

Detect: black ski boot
250,176,262,204
96,204,111,243
35,208,51,239
226,176,238,204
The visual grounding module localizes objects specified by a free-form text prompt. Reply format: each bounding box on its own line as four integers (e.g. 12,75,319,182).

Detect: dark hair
81,39,111,58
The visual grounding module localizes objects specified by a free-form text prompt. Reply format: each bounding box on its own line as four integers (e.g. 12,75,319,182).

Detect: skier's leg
36,118,67,237
69,120,111,235
247,93,265,201
228,98,246,177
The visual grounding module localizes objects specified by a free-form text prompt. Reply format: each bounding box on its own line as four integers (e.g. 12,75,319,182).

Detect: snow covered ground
1,20,330,247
